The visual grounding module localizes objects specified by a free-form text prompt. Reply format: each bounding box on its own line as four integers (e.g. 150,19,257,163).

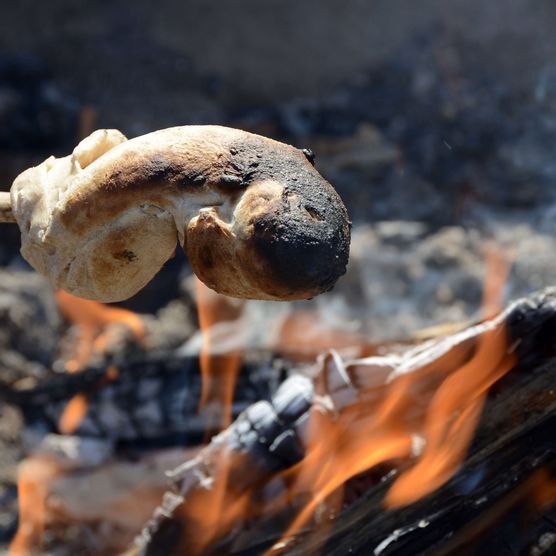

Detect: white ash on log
131,288,556,556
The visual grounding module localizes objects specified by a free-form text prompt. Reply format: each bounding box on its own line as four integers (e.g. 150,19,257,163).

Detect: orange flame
12,244,518,556
55,290,145,372
58,394,89,435
54,291,144,434
9,455,62,556
176,244,518,555
529,468,556,510
277,309,374,360
261,243,515,553
195,279,243,431
57,365,120,435
172,451,253,555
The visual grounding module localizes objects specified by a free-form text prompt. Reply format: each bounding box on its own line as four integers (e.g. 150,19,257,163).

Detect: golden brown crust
11,126,350,302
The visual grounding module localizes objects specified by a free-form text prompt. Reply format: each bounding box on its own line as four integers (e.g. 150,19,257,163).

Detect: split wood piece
5,126,350,302
131,288,556,556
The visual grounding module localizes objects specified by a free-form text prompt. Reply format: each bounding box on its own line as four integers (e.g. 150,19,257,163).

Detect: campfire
3,20,556,556
3,168,556,555
2,227,556,556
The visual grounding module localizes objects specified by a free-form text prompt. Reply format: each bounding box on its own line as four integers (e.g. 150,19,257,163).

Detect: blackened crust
251,196,350,297
224,133,351,299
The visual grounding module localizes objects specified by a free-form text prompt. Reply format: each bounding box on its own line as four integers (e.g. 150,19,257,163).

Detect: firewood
1,126,350,302
130,288,556,556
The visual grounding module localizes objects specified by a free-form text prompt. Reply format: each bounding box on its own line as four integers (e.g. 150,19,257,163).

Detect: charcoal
0,483,17,543
267,430,304,466
503,288,556,367
245,401,282,443
134,372,323,556
231,375,318,471
270,375,314,424
11,354,282,446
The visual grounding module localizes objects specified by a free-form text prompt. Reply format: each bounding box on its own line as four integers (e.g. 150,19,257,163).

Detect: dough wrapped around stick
8,126,351,302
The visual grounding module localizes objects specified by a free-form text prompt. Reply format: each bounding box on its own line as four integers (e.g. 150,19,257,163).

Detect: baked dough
11,126,350,302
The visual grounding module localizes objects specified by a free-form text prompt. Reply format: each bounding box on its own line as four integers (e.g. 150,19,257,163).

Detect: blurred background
2,0,556,332
2,1,556,553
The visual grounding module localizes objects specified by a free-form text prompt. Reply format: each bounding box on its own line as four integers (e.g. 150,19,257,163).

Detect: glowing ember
195,278,244,430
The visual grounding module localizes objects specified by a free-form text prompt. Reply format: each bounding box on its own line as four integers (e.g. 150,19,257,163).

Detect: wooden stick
0,191,15,223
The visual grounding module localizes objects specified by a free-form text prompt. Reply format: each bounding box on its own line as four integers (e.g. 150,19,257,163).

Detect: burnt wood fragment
4,353,282,446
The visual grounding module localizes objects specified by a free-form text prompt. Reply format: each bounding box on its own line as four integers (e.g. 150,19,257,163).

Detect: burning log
0,126,350,302
131,288,556,556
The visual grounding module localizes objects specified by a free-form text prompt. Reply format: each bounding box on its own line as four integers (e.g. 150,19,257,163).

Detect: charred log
133,288,556,556
235,361,556,556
